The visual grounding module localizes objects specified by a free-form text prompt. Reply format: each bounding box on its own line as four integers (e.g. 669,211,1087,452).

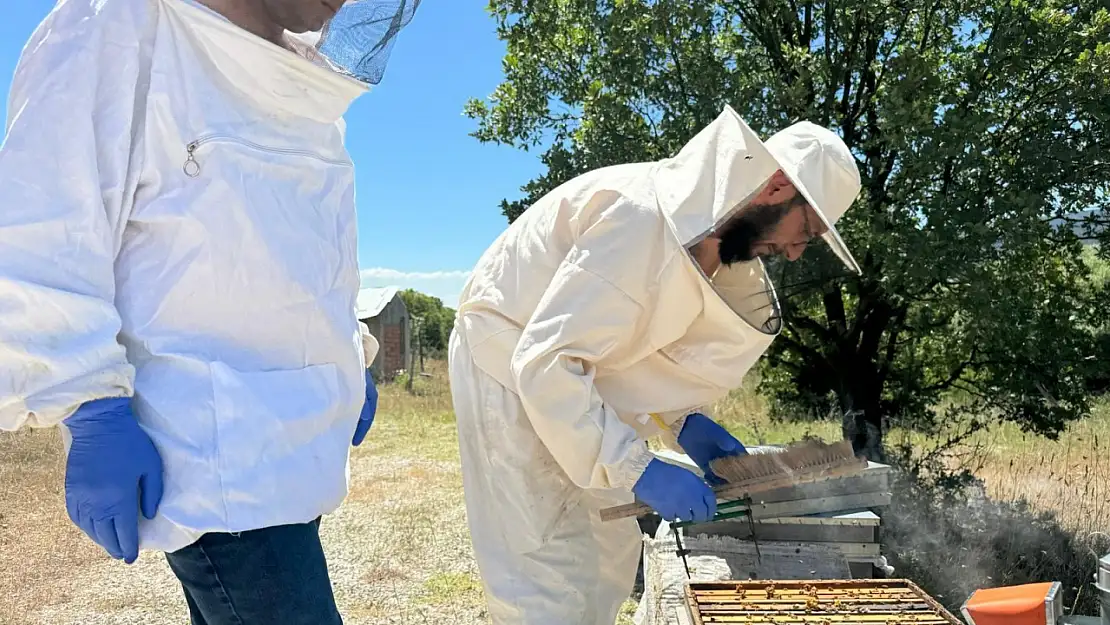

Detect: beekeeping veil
293,0,421,86
653,106,862,337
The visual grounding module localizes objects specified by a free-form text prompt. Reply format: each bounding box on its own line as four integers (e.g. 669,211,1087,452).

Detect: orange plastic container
961,581,1062,625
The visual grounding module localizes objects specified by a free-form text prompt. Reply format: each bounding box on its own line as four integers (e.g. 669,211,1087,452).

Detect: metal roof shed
357,286,411,380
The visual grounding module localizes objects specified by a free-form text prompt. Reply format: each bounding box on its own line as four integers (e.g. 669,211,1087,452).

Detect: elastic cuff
66,395,132,417
657,410,697,453
360,329,380,368
61,396,133,431
614,444,655,490
670,413,691,439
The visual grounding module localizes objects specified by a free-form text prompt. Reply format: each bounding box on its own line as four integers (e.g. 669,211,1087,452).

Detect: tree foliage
399,289,456,356
1082,248,1110,394
467,0,1110,458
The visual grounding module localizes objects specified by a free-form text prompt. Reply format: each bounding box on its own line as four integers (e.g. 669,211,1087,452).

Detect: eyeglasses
787,196,824,250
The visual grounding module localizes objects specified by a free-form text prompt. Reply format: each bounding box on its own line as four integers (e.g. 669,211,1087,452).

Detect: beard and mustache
716,200,795,266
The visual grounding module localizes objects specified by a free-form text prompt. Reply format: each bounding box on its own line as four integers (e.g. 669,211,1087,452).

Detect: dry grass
0,428,113,623
2,361,1108,623
712,380,1110,536
950,410,1110,537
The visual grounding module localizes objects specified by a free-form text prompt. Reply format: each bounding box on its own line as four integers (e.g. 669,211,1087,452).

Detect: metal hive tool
684,579,964,625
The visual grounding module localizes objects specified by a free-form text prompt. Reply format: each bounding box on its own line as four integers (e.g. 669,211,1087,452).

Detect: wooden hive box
684,579,962,625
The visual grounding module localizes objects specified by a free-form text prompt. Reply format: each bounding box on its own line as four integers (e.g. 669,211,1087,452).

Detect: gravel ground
0,426,487,625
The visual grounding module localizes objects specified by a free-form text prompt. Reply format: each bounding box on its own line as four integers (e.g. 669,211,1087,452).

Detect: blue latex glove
631,459,717,523
63,397,164,564
677,413,747,485
351,369,378,446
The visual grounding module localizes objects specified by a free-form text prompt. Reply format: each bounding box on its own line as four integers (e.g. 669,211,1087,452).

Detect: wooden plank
600,459,871,522
689,579,913,590
750,492,891,520
694,616,950,622
677,542,852,580
810,510,882,520
685,519,876,543
699,608,937,614
848,560,878,579
756,513,881,527
739,541,882,558
747,468,891,506
686,583,707,625
693,591,918,598
693,591,919,600
636,493,890,531
697,599,932,608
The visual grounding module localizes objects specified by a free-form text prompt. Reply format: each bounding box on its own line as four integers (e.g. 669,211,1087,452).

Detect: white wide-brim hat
764,122,862,274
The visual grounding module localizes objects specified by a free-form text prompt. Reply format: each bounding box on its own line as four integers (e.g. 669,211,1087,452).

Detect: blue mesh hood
316,0,421,85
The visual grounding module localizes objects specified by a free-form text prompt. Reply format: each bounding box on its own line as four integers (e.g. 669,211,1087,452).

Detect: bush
881,448,1108,616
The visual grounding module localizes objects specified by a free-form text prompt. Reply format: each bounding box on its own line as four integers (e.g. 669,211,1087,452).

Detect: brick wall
382,323,404,377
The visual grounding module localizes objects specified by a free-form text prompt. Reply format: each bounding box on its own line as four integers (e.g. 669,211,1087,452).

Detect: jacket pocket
182,135,350,178
209,361,348,511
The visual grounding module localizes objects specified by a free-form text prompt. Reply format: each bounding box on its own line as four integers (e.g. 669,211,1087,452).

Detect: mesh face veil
307,0,422,85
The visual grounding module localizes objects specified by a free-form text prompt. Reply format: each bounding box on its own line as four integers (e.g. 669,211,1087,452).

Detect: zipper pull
183,141,201,178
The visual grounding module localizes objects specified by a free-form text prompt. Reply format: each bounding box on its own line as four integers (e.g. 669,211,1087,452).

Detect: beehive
684,579,962,624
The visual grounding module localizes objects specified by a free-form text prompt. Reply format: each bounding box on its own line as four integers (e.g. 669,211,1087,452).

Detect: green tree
399,289,456,357
466,0,1110,459
1081,247,1110,393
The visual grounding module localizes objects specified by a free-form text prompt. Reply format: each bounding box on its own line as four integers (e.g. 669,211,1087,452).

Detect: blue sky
1,2,543,305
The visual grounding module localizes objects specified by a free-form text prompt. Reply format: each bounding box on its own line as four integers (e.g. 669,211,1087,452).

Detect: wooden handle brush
599,439,867,523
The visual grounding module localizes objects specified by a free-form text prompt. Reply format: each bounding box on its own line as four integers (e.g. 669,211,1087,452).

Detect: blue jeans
165,519,343,625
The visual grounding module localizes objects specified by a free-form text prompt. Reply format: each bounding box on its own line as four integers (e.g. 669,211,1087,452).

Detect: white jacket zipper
183,135,350,178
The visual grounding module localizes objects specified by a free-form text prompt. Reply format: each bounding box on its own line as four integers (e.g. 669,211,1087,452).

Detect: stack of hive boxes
654,445,892,578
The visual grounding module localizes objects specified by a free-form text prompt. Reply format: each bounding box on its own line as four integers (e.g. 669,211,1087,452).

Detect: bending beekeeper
0,0,416,623
449,106,863,624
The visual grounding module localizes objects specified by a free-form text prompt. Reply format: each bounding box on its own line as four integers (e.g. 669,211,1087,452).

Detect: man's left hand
352,370,378,446
677,413,746,485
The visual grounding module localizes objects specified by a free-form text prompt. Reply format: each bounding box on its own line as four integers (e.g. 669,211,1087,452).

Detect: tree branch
663,14,694,117
790,311,839,342
777,324,834,372
837,10,865,121
803,0,813,49
876,306,908,387
732,0,799,83
917,0,941,53
856,299,895,364
923,349,978,393
823,288,848,335
822,0,838,126
784,0,800,46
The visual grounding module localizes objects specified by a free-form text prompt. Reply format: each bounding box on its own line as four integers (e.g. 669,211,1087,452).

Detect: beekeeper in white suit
449,106,863,624
0,0,415,623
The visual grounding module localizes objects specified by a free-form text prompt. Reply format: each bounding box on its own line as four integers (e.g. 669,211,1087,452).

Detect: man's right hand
631,459,717,523
63,397,164,564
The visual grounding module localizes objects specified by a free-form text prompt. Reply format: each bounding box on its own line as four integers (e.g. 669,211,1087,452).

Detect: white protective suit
0,0,414,553
449,106,862,624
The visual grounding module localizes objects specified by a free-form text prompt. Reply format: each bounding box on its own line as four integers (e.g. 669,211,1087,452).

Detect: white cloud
359,267,471,305
359,267,471,281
